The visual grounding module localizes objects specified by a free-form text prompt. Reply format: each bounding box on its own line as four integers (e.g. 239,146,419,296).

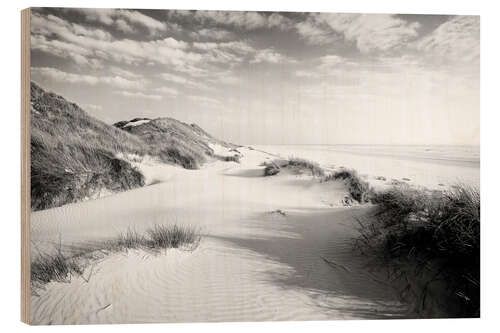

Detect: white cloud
414,16,479,65
298,13,420,53
267,13,294,30
155,86,179,96
192,41,255,63
31,67,144,90
188,95,222,107
32,13,200,67
116,91,163,101
296,19,336,45
117,10,167,34
70,8,167,35
190,28,235,41
170,10,292,31
115,19,135,33
160,73,211,90
109,66,142,79
251,49,295,64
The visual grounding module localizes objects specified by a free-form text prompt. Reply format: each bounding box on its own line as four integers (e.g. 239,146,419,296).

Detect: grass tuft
287,157,325,177
357,184,480,317
31,224,201,288
31,250,82,286
324,169,374,203
146,224,201,249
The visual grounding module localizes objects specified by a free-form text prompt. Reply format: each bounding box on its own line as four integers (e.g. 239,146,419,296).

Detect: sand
30,146,413,324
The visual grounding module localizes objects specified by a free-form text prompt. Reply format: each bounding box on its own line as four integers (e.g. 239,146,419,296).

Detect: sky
30,8,480,145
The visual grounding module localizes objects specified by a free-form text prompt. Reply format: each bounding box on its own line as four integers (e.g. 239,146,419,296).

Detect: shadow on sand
208,207,413,319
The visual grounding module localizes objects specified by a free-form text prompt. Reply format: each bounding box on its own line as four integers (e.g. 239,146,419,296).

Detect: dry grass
324,169,374,203
31,224,201,288
31,82,232,210
287,157,325,177
262,157,324,177
357,184,480,317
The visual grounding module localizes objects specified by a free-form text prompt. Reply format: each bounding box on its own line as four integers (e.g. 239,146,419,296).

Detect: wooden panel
21,7,31,325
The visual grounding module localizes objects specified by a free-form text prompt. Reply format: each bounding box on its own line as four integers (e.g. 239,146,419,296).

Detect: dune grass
31,82,234,210
31,249,83,286
262,157,324,177
356,184,480,317
214,154,241,163
287,157,325,177
324,169,374,203
31,225,201,288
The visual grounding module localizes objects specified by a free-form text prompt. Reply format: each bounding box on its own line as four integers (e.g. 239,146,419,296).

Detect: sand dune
30,147,411,324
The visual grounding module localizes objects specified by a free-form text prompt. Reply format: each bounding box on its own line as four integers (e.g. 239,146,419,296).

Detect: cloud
298,13,420,53
295,19,337,45
170,10,292,31
155,86,179,96
32,13,112,41
188,95,222,107
32,13,201,67
116,91,163,101
251,49,295,64
190,28,235,41
413,16,479,65
70,8,168,35
109,66,142,79
295,55,349,78
160,72,211,90
118,10,167,33
115,19,135,33
192,41,255,63
267,13,294,30
31,67,144,90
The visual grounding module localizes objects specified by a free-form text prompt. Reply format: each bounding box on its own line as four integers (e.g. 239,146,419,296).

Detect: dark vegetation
31,82,147,210
287,157,325,177
31,82,234,210
356,184,480,317
214,154,241,163
324,169,374,203
264,164,280,176
262,157,325,177
31,224,201,288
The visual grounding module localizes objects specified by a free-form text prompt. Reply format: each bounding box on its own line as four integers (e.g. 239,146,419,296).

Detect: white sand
30,146,411,324
255,144,479,190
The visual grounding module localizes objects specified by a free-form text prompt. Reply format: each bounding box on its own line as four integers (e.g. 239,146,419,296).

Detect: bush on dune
358,184,480,317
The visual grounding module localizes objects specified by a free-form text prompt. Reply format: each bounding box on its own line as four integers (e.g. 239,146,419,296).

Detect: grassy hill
113,117,234,169
30,82,233,211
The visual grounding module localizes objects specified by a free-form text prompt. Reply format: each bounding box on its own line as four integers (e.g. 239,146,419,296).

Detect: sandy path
30,147,410,324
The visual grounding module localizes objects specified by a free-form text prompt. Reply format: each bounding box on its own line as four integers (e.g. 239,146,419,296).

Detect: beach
29,144,478,324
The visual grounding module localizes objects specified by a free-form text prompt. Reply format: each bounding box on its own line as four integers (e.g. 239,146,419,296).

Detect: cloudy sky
30,8,479,145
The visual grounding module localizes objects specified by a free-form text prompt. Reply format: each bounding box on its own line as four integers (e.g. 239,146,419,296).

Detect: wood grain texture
21,7,31,325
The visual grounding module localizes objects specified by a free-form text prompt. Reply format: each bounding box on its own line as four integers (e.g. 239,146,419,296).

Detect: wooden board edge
21,7,31,325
